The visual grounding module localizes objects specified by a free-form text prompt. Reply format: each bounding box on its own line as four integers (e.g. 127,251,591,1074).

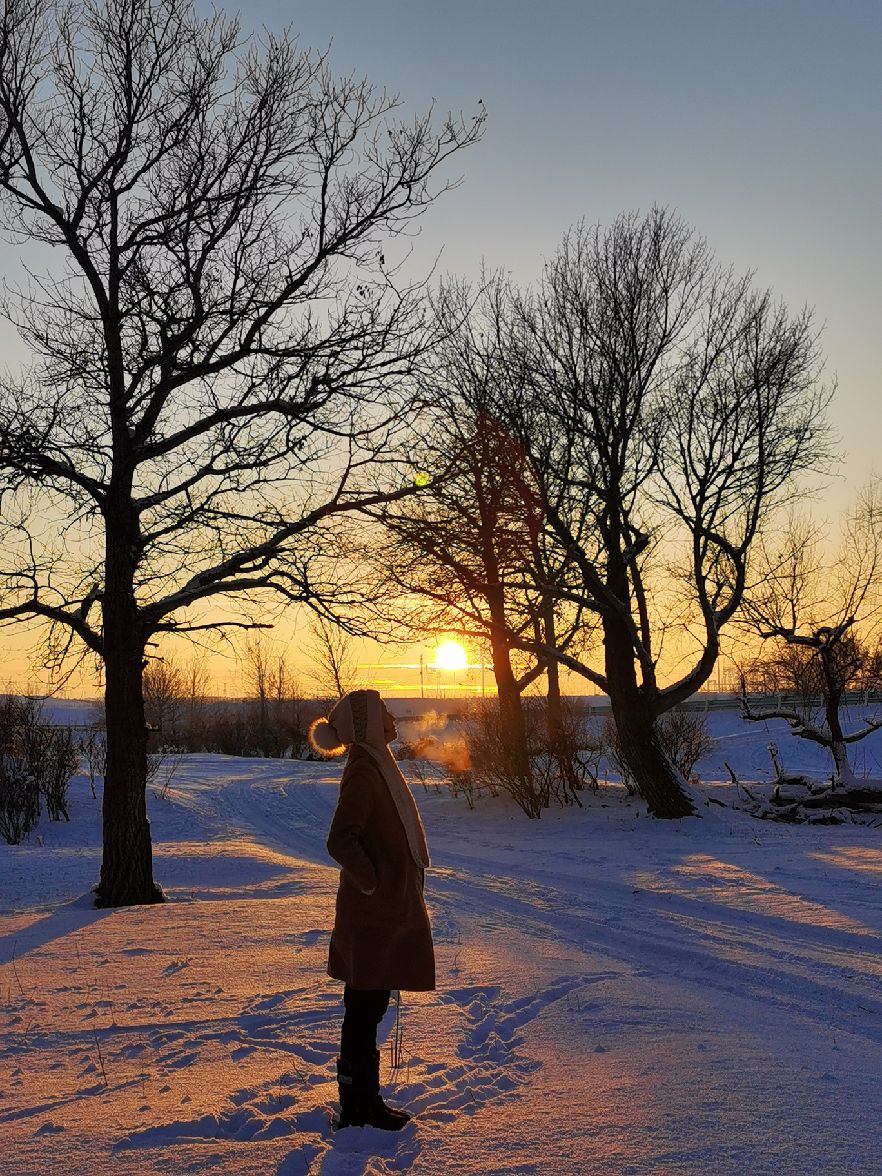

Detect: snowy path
2,747,882,1174
430,848,882,1042
184,756,882,1052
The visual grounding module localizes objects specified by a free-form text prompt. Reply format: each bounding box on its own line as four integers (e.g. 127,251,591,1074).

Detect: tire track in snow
167,757,337,870
428,860,882,1048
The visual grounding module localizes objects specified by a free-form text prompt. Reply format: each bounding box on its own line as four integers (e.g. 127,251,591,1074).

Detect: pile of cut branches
725,763,882,825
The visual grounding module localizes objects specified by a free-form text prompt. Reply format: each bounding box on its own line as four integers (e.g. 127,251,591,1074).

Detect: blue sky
248,0,880,512
3,0,877,495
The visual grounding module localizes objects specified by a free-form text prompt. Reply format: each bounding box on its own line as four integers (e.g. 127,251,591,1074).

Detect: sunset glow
432,640,468,673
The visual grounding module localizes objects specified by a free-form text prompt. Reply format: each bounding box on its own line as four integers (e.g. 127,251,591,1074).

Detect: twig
390,989,404,1070
10,941,27,999
725,762,758,803
92,1028,109,1088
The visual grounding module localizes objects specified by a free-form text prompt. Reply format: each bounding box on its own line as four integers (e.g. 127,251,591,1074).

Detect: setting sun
432,640,468,673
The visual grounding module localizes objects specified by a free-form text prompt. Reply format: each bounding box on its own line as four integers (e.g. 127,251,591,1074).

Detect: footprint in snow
162,958,191,975
394,974,590,1125
112,974,597,1168
114,1102,304,1150
245,991,291,1014
314,1114,422,1174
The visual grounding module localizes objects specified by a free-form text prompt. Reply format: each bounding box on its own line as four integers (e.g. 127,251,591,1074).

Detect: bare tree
0,0,482,903
309,614,360,698
240,632,303,755
489,210,830,817
241,632,273,746
372,278,591,796
143,656,185,745
741,482,882,784
182,654,210,735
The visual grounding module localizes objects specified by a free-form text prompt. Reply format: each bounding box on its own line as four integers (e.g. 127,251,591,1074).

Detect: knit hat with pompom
307,716,346,757
308,690,378,756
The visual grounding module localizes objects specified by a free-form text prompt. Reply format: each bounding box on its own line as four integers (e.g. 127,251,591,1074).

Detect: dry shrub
459,699,598,818
602,707,714,791
0,696,80,840
150,697,320,758
79,726,106,800
398,700,599,817
538,698,602,805
463,701,543,816
399,726,492,810
0,755,37,844
34,725,80,820
656,707,715,783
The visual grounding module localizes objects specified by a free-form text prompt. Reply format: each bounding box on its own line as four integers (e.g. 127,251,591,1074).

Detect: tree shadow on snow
0,892,111,964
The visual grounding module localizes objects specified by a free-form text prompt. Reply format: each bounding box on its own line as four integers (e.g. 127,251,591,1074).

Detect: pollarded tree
0,0,481,904
741,482,882,785
496,209,830,817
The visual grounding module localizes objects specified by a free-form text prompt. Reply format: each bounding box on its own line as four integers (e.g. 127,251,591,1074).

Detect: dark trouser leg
337,986,409,1129
341,985,391,1060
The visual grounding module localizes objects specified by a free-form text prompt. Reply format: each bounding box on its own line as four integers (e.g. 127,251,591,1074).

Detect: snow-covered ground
2,710,881,1176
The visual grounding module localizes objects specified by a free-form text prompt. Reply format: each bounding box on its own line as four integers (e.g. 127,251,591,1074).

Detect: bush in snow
537,698,603,805
0,698,42,839
0,695,81,827
143,693,321,760
600,716,636,794
455,698,597,818
0,754,39,844
34,725,80,820
602,707,713,791
460,702,539,813
655,707,716,784
79,725,106,800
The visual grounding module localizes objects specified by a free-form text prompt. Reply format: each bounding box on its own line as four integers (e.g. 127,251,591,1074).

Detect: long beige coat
326,745,435,991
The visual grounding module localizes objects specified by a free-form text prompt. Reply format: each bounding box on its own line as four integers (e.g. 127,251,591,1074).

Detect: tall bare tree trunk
604,612,696,819
820,654,856,786
544,599,564,741
95,516,161,907
490,631,529,759
542,597,582,800
486,582,530,781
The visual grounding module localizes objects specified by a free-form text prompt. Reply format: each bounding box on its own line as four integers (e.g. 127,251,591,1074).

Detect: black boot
367,1048,411,1125
336,1056,364,1128
336,1055,410,1131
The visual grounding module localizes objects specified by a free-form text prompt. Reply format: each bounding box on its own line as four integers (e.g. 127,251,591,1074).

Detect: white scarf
319,690,431,869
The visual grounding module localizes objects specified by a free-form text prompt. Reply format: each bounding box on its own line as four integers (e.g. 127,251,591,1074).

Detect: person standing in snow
309,688,434,1131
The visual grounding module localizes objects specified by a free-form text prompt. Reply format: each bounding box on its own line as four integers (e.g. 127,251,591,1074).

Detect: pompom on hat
309,689,382,756
307,716,346,757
